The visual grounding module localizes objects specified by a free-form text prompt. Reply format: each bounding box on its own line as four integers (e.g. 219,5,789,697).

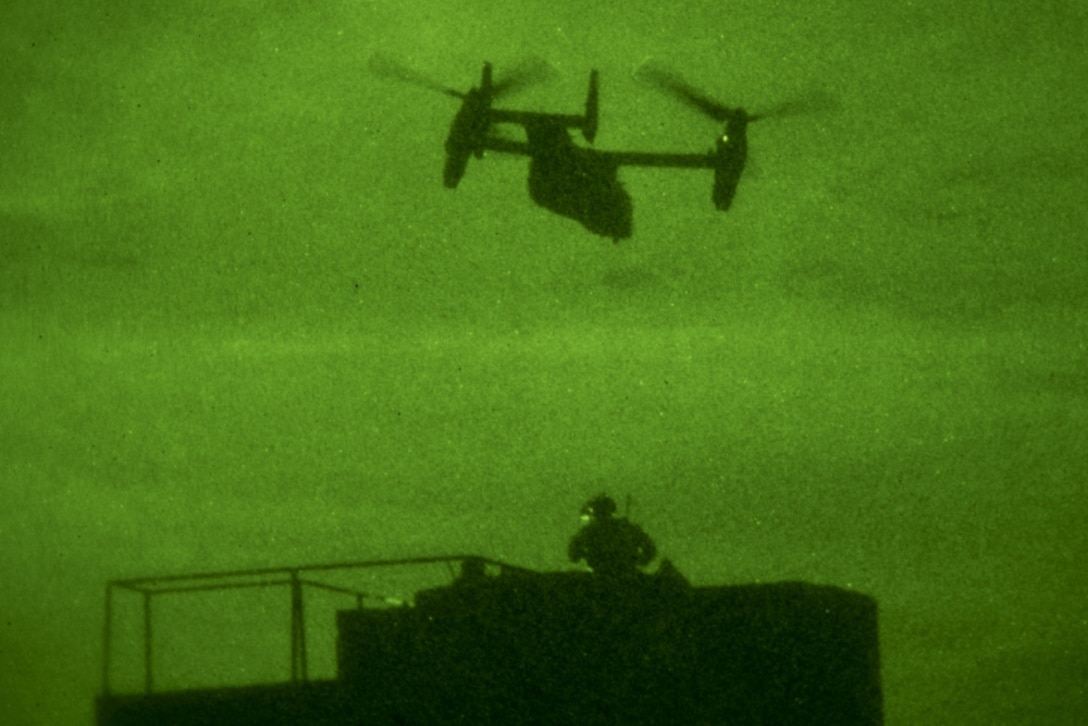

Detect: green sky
2,1,1086,723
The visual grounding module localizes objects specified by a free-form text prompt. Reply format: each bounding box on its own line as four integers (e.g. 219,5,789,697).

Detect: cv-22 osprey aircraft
369,55,834,241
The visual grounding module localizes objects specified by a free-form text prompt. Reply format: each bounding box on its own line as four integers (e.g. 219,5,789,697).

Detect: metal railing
100,555,534,696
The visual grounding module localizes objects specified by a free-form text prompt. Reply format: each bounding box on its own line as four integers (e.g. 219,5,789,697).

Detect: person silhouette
568,494,657,577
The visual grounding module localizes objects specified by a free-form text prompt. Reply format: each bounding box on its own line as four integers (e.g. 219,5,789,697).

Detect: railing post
143,591,153,693
289,570,307,682
101,583,113,695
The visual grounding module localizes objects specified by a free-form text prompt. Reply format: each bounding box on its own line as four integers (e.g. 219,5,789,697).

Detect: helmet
581,494,617,518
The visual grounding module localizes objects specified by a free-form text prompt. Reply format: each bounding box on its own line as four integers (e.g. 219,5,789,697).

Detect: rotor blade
368,53,463,99
633,62,730,121
750,89,842,122
490,56,557,100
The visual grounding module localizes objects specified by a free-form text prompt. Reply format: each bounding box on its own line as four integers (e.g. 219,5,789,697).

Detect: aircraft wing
599,150,715,169
482,137,533,155
483,139,716,170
